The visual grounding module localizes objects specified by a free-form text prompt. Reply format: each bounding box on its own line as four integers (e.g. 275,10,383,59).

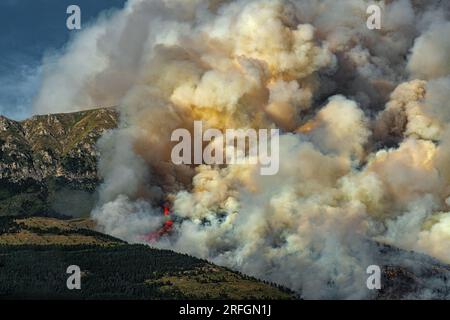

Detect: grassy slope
0,216,122,246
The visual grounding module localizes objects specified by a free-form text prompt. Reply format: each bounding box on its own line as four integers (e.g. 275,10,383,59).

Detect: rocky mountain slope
0,108,118,216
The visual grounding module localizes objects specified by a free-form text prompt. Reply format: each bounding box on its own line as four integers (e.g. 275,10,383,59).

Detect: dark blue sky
0,0,127,119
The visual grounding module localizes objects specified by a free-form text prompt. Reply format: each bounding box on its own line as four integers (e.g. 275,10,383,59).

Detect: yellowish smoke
32,0,450,298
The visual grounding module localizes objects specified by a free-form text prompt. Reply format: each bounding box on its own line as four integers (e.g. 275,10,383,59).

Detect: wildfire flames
143,206,174,243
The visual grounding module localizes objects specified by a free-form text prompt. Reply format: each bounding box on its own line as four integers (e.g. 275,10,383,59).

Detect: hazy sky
0,0,127,120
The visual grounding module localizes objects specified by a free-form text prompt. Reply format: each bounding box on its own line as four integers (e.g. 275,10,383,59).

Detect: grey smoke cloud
35,0,450,298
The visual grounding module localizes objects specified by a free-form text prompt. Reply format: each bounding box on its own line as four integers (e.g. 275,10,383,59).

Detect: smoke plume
33,0,450,298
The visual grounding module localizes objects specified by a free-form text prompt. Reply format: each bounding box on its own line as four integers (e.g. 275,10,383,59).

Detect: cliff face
0,108,118,216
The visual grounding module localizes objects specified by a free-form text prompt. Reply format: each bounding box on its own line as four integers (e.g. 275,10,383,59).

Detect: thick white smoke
33,0,450,298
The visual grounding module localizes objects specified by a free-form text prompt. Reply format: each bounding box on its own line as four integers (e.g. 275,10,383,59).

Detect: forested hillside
0,216,294,299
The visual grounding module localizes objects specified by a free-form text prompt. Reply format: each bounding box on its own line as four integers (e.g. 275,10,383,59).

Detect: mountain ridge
0,108,118,217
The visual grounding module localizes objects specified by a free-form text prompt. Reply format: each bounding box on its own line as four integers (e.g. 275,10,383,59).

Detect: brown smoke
32,0,450,298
